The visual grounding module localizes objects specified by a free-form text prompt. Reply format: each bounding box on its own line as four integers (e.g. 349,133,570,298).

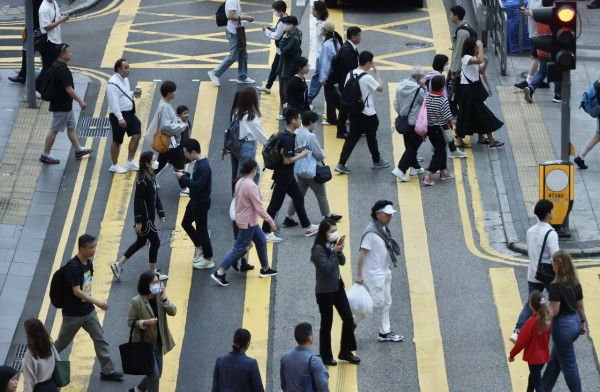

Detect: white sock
217,270,224,276
543,77,548,83
526,74,533,83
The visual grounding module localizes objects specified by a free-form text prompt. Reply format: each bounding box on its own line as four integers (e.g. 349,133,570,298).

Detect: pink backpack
414,100,428,136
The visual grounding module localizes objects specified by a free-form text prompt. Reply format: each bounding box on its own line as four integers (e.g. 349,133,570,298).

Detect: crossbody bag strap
407,89,420,114
107,82,134,104
537,229,555,268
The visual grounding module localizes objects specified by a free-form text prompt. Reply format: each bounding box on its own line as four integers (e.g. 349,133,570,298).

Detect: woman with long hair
236,87,269,185
317,22,342,125
285,57,310,113
542,250,587,391
22,318,57,392
127,270,177,392
454,38,504,149
311,219,358,366
111,151,167,281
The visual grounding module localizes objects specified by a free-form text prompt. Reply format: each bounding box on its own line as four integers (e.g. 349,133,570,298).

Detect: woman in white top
22,318,58,392
455,38,504,148
308,1,330,103
236,87,269,185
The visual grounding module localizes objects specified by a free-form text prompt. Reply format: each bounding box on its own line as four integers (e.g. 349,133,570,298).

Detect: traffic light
531,1,577,72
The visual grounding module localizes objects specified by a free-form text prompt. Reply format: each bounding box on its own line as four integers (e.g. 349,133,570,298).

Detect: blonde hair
552,250,579,288
529,291,551,334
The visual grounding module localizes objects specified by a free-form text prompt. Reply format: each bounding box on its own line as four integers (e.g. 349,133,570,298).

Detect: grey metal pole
560,70,571,235
518,0,524,54
24,0,36,108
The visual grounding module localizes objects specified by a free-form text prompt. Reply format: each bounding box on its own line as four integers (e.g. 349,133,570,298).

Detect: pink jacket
235,178,273,229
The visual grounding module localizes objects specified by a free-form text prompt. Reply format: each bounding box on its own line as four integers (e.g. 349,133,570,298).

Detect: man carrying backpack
53,234,124,382
334,26,361,139
335,51,390,175
449,5,476,118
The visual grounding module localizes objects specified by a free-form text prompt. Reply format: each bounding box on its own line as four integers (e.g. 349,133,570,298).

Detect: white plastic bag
346,283,373,323
229,197,236,221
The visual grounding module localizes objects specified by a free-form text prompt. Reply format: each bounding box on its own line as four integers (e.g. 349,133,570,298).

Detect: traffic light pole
24,0,36,108
558,70,571,237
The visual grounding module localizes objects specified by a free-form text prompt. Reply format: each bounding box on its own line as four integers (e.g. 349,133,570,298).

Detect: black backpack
454,23,477,41
223,115,242,154
49,259,93,309
325,35,345,84
341,72,368,113
262,132,284,170
216,2,227,27
36,61,61,102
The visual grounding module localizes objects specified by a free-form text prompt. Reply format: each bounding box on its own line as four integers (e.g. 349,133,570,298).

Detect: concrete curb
0,0,104,22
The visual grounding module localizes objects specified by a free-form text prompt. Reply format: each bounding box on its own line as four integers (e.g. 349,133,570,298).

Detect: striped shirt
426,94,452,126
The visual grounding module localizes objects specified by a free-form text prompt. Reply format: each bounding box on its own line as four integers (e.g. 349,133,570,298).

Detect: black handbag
119,321,156,375
395,89,420,134
236,20,247,50
463,74,489,102
314,161,332,184
535,229,556,284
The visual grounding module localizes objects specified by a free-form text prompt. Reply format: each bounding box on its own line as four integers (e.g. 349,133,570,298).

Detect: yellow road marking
350,23,434,43
580,268,600,363
70,0,122,21
389,83,449,391
489,268,529,390
101,0,142,68
163,81,217,390
54,81,155,391
426,0,452,57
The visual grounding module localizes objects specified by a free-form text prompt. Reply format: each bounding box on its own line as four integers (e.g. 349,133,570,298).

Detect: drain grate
78,117,111,138
406,42,433,49
14,344,27,359
386,25,408,31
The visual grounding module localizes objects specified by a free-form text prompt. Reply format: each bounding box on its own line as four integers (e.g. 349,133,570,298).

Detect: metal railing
486,0,508,76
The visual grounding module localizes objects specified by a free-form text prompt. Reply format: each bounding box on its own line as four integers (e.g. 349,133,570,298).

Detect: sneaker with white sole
524,86,533,103
335,164,351,174
378,331,403,342
371,159,391,170
304,224,319,237
237,77,255,84
208,71,220,87
193,248,203,263
417,155,423,162
193,257,214,269
110,262,123,280
259,268,277,277
409,167,425,176
124,160,139,170
39,154,60,164
180,189,190,197
75,147,93,159
256,86,271,93
109,164,127,174
391,167,409,182
155,269,168,281
265,232,283,242
509,331,518,344
211,271,230,286
423,177,435,186
276,114,285,121
440,172,455,181
448,150,468,159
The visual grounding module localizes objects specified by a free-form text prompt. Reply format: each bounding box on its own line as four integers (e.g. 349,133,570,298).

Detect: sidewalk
0,0,100,22
482,5,600,255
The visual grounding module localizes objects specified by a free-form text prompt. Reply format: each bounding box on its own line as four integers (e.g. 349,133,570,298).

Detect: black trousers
262,179,310,233
123,226,160,264
181,200,213,259
339,113,381,165
426,126,447,173
323,84,340,125
18,48,27,78
315,280,357,359
527,363,544,392
40,41,60,70
279,77,289,112
266,54,280,89
157,144,185,172
397,126,423,172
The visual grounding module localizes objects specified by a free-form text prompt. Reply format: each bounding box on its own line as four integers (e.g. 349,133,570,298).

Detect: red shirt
535,23,551,58
510,314,551,365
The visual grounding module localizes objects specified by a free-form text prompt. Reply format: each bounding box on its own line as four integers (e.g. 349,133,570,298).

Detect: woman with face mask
111,151,168,282
127,270,177,392
311,219,359,366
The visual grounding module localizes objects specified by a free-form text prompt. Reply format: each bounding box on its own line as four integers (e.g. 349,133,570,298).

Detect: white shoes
409,167,425,176
124,160,139,170
391,167,409,182
110,262,123,280
257,86,271,93
304,224,319,237
265,232,283,242
180,188,190,197
276,115,285,121
208,71,220,87
109,164,127,174
237,77,255,84
193,256,215,269
193,248,203,263
510,331,518,344
448,150,468,159
155,269,168,281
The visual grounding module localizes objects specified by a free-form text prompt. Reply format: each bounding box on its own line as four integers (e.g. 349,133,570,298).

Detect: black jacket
286,75,309,113
312,243,346,294
338,41,359,91
134,175,165,224
179,158,212,203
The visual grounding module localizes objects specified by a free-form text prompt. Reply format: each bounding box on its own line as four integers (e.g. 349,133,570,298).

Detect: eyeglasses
60,43,68,53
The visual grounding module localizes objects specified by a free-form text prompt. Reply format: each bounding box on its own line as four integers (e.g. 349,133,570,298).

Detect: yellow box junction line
489,268,529,390
389,83,449,391
163,81,217,391
53,82,155,391
101,0,142,68
579,268,600,365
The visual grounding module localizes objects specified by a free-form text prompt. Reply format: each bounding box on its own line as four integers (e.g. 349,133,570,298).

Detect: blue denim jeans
212,31,248,80
220,224,269,271
542,313,582,392
530,56,561,96
236,140,260,185
308,65,322,104
515,281,549,332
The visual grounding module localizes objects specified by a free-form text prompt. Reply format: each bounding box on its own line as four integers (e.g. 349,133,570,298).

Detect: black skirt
455,82,504,137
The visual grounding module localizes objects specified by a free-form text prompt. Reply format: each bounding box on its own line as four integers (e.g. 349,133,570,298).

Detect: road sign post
24,0,37,108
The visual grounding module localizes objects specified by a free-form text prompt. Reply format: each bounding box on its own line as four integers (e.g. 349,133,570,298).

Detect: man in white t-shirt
335,51,390,174
208,0,255,87
38,0,69,69
356,201,403,343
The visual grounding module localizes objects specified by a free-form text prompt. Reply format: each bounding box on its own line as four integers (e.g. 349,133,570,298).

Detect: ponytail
529,291,552,334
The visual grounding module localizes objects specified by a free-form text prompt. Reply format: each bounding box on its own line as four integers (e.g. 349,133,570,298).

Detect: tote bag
414,100,428,136
51,346,70,387
237,21,247,50
119,322,156,375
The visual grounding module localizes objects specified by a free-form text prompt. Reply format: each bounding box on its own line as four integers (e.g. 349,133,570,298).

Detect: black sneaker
282,217,298,227
513,80,528,89
8,75,25,84
574,155,588,169
240,259,255,272
259,268,277,278
328,214,342,222
100,371,123,381
39,154,60,164
524,86,534,103
539,81,551,89
211,271,230,286
553,95,562,103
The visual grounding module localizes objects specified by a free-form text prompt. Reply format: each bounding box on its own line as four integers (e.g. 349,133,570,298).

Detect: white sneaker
124,160,139,170
256,86,271,93
109,164,127,174
179,189,190,197
193,257,215,269
391,167,409,182
155,269,168,281
322,120,331,125
265,232,283,242
416,156,423,162
237,77,255,84
509,332,518,344
409,167,425,176
110,262,123,280
208,71,220,87
304,224,319,237
276,114,285,121
448,150,468,159
193,248,203,263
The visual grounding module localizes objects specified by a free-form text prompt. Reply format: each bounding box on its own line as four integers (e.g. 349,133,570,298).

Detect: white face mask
328,231,339,243
284,25,293,33
150,160,159,170
443,64,450,73
274,11,279,17
149,283,161,295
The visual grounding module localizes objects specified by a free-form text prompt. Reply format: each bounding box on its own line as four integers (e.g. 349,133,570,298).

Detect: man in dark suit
336,26,361,139
212,329,264,392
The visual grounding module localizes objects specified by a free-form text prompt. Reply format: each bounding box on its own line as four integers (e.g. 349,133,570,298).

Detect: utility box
539,160,574,227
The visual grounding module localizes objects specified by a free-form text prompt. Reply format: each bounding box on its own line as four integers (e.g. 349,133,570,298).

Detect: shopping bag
294,150,317,179
119,322,156,375
346,283,373,323
414,100,428,136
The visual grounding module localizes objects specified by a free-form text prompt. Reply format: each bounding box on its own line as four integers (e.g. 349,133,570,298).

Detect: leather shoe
336,132,348,139
338,351,360,364
100,371,123,381
8,76,25,84
322,357,337,366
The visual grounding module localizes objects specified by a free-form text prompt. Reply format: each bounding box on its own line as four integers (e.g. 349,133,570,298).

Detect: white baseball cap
377,205,397,215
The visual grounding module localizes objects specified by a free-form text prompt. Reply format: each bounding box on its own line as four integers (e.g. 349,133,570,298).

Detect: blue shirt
212,350,264,392
280,347,329,392
318,38,340,84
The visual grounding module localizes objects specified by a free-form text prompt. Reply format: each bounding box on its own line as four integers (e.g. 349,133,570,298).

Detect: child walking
509,291,552,392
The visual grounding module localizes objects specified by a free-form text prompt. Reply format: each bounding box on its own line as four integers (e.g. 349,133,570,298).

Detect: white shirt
225,0,243,35
460,55,481,84
239,114,268,144
345,69,381,116
265,18,285,55
107,73,134,120
39,0,61,44
360,232,392,279
526,221,559,283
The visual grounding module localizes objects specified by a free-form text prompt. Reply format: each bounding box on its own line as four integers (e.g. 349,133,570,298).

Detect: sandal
489,140,505,148
477,138,489,144
455,142,471,148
